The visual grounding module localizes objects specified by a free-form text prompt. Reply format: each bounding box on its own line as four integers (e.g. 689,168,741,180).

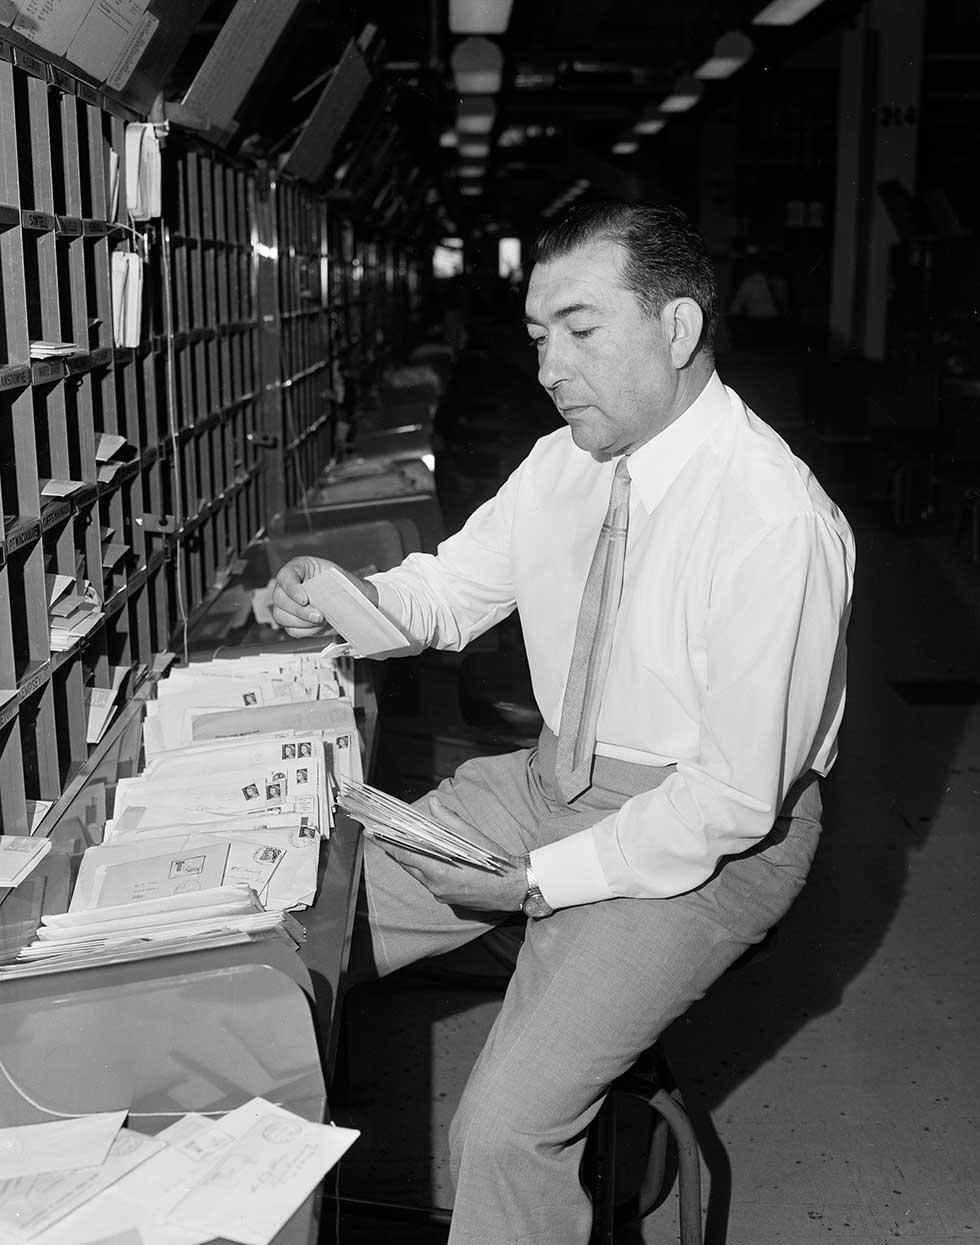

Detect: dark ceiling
168,0,871,238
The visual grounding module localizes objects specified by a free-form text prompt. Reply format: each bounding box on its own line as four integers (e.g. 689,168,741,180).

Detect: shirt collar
625,370,730,514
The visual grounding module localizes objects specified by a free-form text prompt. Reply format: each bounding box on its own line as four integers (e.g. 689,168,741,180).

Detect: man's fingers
272,582,323,626
380,844,436,884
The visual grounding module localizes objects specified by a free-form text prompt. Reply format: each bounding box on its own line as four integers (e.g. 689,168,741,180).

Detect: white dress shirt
369,372,855,908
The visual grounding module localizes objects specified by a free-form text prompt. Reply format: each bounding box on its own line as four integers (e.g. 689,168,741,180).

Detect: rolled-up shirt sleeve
531,513,853,907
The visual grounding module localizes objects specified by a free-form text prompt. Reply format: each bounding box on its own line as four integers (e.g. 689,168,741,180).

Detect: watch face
523,892,552,919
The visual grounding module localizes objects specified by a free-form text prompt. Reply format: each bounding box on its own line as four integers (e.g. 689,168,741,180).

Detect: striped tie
555,456,631,802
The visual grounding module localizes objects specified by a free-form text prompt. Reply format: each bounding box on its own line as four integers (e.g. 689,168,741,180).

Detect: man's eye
571,327,596,339
528,337,545,349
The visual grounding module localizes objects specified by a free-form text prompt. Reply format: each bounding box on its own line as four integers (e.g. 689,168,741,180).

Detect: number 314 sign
879,103,918,127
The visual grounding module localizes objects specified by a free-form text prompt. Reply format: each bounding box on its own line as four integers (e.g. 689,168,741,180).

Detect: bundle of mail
0,1100,358,1245
0,648,361,979
339,779,510,873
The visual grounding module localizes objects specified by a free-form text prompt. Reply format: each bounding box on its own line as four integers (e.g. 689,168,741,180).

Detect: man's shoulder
717,387,844,530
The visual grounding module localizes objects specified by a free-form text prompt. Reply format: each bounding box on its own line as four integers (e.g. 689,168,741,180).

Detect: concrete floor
324,325,980,1244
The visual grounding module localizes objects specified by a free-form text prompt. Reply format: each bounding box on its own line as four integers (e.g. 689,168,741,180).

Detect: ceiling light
612,140,638,155
449,0,513,35
451,37,504,94
659,74,704,112
753,0,828,24
459,140,490,157
457,95,496,134
695,31,753,78
460,185,482,196
497,125,525,147
634,109,665,135
458,165,484,177
439,130,459,148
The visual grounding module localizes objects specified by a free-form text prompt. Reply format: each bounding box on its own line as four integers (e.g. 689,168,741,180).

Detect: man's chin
568,423,614,461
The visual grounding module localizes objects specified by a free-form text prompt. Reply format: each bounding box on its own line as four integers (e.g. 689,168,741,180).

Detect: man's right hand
271,555,379,638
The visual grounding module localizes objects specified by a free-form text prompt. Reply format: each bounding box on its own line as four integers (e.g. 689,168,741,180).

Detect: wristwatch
521,853,555,919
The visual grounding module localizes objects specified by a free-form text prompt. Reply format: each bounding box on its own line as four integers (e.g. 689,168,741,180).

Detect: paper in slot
111,250,143,348
124,122,161,221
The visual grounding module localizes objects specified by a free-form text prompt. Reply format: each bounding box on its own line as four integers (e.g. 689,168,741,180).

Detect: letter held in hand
303,568,411,658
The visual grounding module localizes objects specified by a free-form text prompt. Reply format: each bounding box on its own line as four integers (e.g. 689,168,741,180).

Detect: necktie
555,456,631,802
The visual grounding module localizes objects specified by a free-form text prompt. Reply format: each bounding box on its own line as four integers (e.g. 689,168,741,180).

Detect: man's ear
660,298,704,368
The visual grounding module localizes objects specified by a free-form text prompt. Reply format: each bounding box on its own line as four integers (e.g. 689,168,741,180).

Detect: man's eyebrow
523,301,600,326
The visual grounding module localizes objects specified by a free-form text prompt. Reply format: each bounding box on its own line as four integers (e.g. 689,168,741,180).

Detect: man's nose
537,337,569,391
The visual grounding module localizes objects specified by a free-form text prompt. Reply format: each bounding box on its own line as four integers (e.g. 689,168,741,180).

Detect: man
273,202,855,1244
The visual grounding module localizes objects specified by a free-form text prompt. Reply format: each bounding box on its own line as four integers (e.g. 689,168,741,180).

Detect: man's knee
450,1093,535,1185
449,1073,597,1188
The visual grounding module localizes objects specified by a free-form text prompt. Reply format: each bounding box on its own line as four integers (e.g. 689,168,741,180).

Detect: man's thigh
451,813,820,1153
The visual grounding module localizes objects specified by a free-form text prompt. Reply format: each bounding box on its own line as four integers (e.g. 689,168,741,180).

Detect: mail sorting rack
161,135,269,610
0,44,270,834
324,216,423,453
276,178,334,515
330,215,366,415
357,233,422,387
0,42,161,833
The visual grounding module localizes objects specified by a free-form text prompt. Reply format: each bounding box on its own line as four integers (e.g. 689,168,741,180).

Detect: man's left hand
377,796,527,912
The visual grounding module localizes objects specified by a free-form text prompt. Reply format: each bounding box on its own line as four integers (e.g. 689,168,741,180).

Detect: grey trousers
349,729,822,1245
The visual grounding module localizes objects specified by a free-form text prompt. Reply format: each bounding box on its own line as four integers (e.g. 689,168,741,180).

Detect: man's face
524,240,683,461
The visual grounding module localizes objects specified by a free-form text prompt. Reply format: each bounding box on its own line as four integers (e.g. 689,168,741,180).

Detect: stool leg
638,1113,670,1213
648,1088,703,1245
590,1095,618,1245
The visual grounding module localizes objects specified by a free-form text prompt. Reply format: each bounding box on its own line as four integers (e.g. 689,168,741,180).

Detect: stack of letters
46,574,104,653
0,647,361,979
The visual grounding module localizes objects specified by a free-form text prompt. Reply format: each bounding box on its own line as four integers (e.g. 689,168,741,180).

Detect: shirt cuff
529,825,616,910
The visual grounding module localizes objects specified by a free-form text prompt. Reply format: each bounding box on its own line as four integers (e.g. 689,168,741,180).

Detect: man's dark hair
531,202,719,350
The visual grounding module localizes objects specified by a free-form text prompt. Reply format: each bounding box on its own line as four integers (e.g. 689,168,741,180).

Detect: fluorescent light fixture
449,0,514,35
696,31,754,79
451,37,504,94
459,140,490,157
458,165,484,177
514,68,555,89
457,95,496,134
753,0,828,24
612,140,638,155
460,184,482,196
439,130,459,148
659,74,704,112
634,109,666,135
